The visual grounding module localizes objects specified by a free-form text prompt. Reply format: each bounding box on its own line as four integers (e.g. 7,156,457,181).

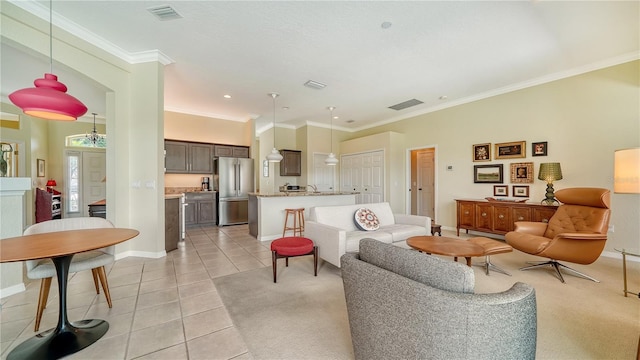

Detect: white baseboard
0,283,26,299
601,250,640,263
115,250,167,260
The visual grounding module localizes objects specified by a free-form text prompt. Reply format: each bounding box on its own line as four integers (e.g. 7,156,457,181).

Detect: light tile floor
0,224,271,360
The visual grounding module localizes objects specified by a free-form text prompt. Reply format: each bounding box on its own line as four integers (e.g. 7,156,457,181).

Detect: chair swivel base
474,255,511,276
520,260,599,283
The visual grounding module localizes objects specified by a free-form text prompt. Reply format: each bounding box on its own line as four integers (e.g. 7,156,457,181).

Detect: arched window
65,134,107,148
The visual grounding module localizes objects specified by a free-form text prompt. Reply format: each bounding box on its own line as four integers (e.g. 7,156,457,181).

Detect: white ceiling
2,1,638,131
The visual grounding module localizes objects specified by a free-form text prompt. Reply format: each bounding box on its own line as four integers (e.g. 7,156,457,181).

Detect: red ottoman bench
271,236,318,283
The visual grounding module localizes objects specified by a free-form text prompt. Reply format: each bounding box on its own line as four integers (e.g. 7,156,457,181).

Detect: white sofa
305,202,431,267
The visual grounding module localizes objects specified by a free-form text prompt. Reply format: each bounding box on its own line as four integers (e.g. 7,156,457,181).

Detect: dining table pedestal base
7,319,109,360
6,254,110,360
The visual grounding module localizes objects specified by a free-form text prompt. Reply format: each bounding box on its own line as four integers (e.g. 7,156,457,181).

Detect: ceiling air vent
303,80,327,90
147,5,183,21
388,98,424,111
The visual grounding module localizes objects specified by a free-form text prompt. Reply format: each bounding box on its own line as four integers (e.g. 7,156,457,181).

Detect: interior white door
367,151,384,203
340,154,353,193
341,150,384,204
312,153,335,191
416,150,435,219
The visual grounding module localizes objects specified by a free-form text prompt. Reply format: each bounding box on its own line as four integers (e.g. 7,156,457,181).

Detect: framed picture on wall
474,164,504,183
532,141,548,156
472,143,491,162
510,162,534,183
37,158,45,177
513,185,530,198
493,185,508,196
495,141,526,159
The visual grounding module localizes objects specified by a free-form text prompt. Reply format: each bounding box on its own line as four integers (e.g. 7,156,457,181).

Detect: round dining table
0,227,139,360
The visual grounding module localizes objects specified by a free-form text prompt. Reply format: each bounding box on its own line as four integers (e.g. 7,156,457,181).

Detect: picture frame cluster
473,140,549,199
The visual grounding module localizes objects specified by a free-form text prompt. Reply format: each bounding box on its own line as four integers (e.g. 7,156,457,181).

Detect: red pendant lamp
8,0,87,121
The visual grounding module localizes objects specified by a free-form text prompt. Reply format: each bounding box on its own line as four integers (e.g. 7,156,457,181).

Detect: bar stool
283,208,305,237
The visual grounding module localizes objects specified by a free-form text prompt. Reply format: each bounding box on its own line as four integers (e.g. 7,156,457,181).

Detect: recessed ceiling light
223,94,231,99
333,116,339,119
381,22,392,29
282,107,289,110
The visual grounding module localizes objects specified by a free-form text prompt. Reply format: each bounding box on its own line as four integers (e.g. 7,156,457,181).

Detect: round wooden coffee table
407,235,484,266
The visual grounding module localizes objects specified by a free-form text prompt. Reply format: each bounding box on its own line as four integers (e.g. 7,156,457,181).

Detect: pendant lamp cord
273,94,276,145
49,0,53,74
328,106,335,154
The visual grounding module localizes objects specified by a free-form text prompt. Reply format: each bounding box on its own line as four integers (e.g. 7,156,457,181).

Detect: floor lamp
613,147,640,298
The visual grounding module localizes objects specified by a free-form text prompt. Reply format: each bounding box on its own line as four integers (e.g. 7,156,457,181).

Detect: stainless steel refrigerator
214,157,254,226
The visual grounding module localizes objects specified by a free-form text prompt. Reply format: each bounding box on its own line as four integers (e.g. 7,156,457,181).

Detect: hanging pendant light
266,93,283,162
87,112,103,146
325,106,339,166
8,0,87,121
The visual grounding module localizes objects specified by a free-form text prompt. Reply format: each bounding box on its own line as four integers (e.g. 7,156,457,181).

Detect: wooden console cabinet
455,199,557,236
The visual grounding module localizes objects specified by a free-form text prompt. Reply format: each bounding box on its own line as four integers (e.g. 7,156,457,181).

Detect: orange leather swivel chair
505,187,611,283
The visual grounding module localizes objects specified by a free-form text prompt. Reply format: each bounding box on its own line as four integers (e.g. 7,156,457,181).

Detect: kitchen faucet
308,184,318,192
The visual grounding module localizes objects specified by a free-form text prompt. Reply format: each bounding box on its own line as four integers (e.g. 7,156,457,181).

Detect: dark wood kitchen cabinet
165,197,180,251
214,145,249,158
280,149,301,176
164,140,213,174
185,192,216,226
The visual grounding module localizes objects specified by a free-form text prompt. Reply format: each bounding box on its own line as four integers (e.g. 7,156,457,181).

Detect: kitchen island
249,192,358,241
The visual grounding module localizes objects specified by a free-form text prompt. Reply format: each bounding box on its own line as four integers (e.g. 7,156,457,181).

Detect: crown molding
8,0,174,65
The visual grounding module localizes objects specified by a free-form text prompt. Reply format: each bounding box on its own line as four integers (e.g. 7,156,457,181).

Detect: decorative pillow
354,208,380,231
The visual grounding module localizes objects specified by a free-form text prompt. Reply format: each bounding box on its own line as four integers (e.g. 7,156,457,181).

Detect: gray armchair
341,239,537,360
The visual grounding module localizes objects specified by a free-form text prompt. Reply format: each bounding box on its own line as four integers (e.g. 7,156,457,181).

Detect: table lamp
46,179,57,193
538,163,562,205
614,148,640,194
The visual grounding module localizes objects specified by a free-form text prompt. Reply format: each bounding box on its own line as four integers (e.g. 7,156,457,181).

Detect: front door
65,149,106,217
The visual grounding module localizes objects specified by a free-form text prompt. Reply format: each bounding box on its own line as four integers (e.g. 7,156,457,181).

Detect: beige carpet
214,248,640,360
213,259,354,360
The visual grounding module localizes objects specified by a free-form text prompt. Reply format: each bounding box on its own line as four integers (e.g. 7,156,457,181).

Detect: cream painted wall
257,126,299,193
340,61,639,252
296,126,308,186
164,111,251,145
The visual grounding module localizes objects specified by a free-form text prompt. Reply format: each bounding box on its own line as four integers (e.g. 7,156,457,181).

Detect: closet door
340,150,384,204
362,151,383,203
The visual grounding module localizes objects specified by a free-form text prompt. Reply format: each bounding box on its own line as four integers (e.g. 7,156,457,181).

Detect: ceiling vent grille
303,80,327,90
388,98,424,111
147,5,183,21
